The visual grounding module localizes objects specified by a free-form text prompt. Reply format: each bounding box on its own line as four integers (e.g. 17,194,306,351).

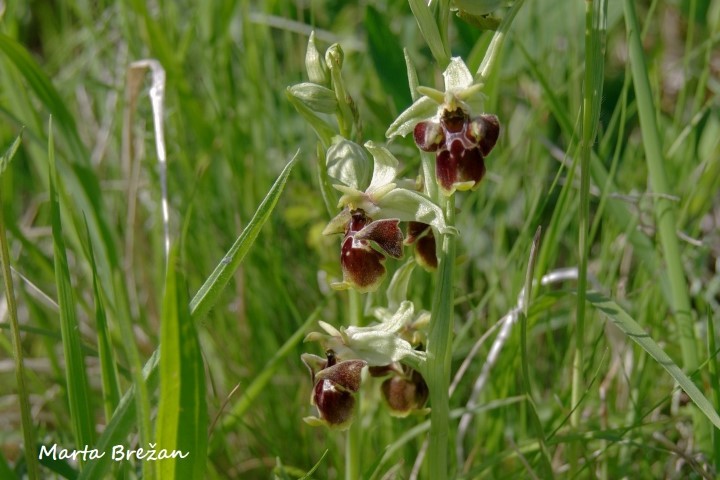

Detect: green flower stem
346,289,363,480
427,193,456,478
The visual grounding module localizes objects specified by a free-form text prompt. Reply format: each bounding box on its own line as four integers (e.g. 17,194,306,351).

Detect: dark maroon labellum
413,107,500,195
405,222,437,271
381,368,429,417
339,209,404,293
306,354,367,429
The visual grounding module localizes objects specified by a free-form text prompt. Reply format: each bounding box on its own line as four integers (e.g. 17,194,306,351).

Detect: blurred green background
0,0,719,478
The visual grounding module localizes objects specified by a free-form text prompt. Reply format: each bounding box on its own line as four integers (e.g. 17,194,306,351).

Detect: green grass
0,0,719,478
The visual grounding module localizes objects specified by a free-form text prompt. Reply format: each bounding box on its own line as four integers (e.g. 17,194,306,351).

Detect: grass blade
571,0,607,432
624,0,706,449
80,153,298,480
587,291,720,430
220,301,324,430
189,152,298,320
48,118,95,458
77,351,159,480
83,218,121,423
0,131,22,175
156,249,208,480
0,133,40,480
622,0,697,369
407,0,450,68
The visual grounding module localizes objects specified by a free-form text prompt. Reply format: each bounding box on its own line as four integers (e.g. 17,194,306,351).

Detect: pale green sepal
375,188,454,235
385,96,438,138
364,141,400,192
322,208,351,235
443,57,474,92
326,137,372,190
309,302,426,367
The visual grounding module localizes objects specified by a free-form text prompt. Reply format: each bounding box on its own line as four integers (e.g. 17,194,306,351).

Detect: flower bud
325,43,344,71
305,32,330,86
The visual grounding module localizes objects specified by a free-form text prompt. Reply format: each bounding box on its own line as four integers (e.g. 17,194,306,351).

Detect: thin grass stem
0,142,39,480
622,1,705,449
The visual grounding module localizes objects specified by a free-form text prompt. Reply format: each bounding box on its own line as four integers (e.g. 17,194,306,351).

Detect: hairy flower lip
302,351,367,430
381,367,429,418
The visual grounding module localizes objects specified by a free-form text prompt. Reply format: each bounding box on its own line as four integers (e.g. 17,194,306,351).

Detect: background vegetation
0,0,718,478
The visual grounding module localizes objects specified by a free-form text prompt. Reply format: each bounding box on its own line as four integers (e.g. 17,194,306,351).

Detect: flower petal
405,221,431,245
414,230,438,271
301,353,327,384
354,219,404,259
314,359,367,392
474,114,501,156
313,379,357,429
322,207,352,235
381,369,429,417
413,121,444,152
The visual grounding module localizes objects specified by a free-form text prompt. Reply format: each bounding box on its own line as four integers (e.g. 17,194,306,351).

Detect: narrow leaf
0,132,39,479
156,250,208,480
48,118,95,457
221,303,323,430
190,153,298,319
81,153,297,479
84,218,121,422
407,0,450,67
0,130,22,176
588,291,720,430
